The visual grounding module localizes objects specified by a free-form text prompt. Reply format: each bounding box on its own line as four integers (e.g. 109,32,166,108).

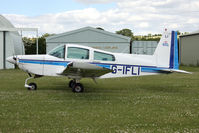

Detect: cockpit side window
67,47,89,60
48,45,65,59
94,51,115,61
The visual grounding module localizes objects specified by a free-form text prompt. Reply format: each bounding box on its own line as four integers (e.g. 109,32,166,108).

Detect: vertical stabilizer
154,30,179,69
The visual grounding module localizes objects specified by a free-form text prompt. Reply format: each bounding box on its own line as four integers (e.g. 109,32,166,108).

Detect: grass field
0,66,199,133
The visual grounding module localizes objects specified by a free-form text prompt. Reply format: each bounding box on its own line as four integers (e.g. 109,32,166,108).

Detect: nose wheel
28,83,37,90
25,74,41,91
69,79,84,93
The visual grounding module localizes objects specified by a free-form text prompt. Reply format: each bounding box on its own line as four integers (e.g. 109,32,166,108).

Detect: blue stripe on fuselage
91,62,168,74
141,67,163,73
19,59,69,67
19,59,168,74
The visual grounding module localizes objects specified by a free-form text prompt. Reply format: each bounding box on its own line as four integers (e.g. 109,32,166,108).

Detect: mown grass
0,66,199,133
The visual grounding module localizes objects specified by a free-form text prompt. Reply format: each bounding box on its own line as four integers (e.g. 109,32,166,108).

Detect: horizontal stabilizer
160,69,192,74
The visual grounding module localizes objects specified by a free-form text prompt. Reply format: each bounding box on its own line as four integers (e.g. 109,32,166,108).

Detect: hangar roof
46,26,131,43
0,15,15,28
180,30,199,37
0,15,20,36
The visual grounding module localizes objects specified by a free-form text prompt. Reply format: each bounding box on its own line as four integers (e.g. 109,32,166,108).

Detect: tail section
172,31,179,69
154,30,179,69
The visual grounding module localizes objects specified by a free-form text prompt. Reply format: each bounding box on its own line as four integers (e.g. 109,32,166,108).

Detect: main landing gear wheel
69,80,75,88
28,82,37,90
72,83,84,93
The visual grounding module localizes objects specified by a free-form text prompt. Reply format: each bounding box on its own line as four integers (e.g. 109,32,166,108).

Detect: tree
116,29,133,38
23,33,54,55
23,37,36,54
148,33,152,37
176,30,181,35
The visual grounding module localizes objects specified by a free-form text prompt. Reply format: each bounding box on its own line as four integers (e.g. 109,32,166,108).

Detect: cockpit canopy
48,45,65,59
67,47,89,60
48,44,115,61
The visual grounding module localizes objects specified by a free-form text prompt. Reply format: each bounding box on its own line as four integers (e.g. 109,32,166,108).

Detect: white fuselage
14,44,162,79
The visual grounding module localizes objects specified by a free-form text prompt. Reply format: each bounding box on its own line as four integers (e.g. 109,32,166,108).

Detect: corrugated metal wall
0,32,3,69
47,42,130,54
132,41,158,55
0,31,24,69
180,34,199,66
46,27,131,54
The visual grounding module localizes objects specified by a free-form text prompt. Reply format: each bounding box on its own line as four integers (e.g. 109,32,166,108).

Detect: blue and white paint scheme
6,30,190,93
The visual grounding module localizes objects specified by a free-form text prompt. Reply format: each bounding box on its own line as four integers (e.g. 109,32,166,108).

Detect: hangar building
0,15,24,69
46,27,158,55
131,41,158,55
46,27,131,53
179,30,199,66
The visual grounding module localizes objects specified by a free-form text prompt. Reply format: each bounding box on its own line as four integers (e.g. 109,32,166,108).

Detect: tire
28,83,37,90
72,83,84,93
69,80,75,88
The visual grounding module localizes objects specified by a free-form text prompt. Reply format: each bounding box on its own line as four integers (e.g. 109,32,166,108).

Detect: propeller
13,54,16,61
11,49,18,65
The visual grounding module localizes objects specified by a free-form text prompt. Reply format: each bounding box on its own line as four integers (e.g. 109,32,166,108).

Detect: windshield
48,45,65,59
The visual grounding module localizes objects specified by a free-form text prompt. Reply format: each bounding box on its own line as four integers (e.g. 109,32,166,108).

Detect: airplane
6,30,191,93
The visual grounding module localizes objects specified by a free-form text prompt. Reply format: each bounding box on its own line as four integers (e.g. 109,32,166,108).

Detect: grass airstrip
0,66,199,133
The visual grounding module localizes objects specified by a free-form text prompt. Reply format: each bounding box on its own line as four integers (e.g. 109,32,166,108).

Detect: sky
1,0,199,35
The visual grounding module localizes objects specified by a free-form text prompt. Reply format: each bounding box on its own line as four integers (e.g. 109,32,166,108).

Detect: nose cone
6,56,16,64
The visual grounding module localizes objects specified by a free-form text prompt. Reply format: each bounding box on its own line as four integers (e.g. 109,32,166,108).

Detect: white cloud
3,0,199,35
138,22,149,28
74,0,117,4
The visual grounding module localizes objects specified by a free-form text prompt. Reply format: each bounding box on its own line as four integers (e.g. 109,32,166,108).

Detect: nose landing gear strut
24,73,42,90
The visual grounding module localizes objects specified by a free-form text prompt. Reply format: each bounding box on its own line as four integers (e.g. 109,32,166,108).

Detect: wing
59,62,112,78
